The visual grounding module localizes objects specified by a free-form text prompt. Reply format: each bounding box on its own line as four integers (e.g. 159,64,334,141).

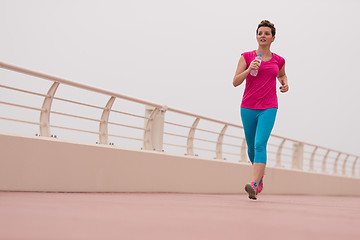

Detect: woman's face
257,27,275,46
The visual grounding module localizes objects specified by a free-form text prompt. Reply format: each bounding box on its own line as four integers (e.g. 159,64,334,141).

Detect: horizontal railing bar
50,125,98,135
267,151,292,158
108,122,144,131
110,109,148,120
0,116,39,126
281,146,293,150
193,137,217,144
0,84,47,97
223,134,243,140
193,147,216,153
164,121,191,129
278,159,292,163
268,150,277,155
303,151,313,155
277,150,294,155
51,111,100,122
303,149,333,154
54,99,149,123
163,132,187,139
304,152,344,159
53,97,105,110
0,101,42,112
222,142,241,148
281,153,293,157
222,151,242,156
163,142,186,148
267,136,351,154
167,107,243,129
268,143,279,147
196,128,220,135
108,134,143,142
325,156,339,160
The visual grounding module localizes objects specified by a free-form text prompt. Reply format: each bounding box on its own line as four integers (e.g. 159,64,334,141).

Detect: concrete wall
1,132,359,195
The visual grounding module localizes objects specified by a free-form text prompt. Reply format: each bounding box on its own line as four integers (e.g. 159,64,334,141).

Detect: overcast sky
1,0,360,156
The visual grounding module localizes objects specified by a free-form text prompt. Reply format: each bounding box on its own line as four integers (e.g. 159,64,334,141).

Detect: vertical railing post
321,150,330,173
187,118,200,156
341,154,350,176
143,105,167,151
99,96,116,145
352,157,359,177
276,139,286,168
292,142,304,170
40,82,60,137
309,146,318,172
333,152,342,175
216,124,228,160
240,138,247,163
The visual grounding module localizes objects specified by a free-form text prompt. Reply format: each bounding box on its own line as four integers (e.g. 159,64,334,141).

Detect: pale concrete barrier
1,132,359,195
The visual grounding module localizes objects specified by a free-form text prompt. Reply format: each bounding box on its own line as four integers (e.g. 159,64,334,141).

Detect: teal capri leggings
241,108,277,164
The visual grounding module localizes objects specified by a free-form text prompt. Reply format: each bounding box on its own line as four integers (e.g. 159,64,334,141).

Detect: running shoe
257,175,264,194
245,182,258,200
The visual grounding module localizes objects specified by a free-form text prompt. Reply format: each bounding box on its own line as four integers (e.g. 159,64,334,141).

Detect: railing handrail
1,61,359,177
0,61,162,108
0,61,243,129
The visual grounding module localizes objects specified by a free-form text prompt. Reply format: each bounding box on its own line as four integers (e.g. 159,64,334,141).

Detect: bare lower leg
252,163,266,184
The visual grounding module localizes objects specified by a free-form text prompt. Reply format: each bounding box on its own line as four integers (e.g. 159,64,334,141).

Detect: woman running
233,20,288,200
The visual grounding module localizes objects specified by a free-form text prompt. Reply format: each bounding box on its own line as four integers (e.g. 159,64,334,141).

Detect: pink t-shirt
241,50,285,109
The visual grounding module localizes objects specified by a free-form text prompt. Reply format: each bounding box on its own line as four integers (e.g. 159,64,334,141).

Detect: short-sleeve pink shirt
241,50,285,109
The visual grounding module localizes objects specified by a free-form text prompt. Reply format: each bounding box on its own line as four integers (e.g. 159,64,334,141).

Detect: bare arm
233,55,249,87
233,55,260,87
277,64,288,93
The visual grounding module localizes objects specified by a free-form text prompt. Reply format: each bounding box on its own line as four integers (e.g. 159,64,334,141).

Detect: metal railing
0,61,359,178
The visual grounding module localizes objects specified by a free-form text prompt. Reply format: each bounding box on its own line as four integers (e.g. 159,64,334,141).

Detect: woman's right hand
249,59,260,70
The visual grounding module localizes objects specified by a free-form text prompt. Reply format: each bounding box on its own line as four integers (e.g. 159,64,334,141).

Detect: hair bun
260,20,274,27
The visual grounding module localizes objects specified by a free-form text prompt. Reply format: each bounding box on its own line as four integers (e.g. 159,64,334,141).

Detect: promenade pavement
0,192,359,240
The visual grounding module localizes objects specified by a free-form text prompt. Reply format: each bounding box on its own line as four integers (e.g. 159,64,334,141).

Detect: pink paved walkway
0,192,359,240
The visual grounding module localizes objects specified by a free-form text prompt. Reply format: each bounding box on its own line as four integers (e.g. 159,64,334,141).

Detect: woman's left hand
280,82,289,93
277,65,288,93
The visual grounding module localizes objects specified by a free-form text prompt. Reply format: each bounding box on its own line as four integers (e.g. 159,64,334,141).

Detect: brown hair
256,20,276,36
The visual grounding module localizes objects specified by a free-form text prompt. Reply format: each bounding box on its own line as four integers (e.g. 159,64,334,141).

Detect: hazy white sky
1,0,360,156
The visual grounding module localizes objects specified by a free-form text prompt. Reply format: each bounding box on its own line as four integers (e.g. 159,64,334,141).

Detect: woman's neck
256,46,272,58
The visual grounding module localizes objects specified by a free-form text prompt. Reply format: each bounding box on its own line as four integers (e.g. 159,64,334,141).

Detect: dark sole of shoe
245,183,257,200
